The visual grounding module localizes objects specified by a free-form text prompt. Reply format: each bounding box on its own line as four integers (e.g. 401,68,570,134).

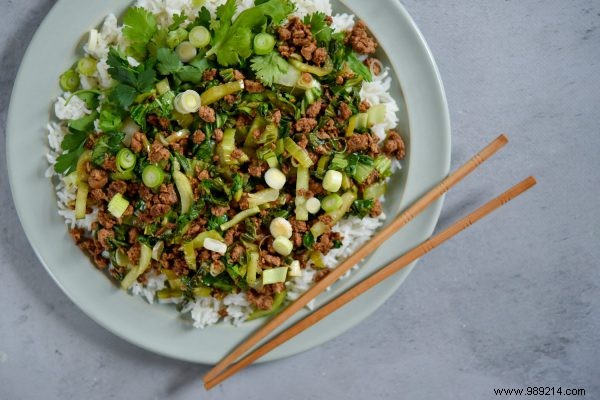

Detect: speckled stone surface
1,1,599,399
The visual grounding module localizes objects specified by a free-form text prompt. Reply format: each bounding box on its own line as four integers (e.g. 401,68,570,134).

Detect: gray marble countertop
1,1,598,399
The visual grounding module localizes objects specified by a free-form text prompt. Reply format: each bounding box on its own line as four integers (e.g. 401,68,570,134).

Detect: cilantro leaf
250,52,289,86
91,132,125,166
110,84,137,109
347,53,372,82
60,129,88,151
67,111,98,134
54,147,84,175
169,12,188,30
122,7,158,60
107,48,157,108
191,7,212,28
350,199,375,218
304,12,333,44
207,0,294,66
156,48,183,75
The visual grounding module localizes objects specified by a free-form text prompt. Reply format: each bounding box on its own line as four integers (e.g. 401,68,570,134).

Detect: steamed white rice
47,0,403,329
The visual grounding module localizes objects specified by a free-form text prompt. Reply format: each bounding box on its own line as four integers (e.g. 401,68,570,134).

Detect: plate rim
6,0,450,364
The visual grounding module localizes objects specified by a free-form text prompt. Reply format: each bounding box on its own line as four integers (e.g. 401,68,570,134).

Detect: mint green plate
6,0,450,364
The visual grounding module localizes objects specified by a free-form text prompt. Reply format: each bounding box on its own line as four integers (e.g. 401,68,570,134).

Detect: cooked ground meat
148,141,170,163
347,133,380,155
318,214,334,228
338,102,352,121
346,20,378,54
97,228,114,249
196,168,210,181
244,79,265,93
213,128,224,143
233,69,245,80
97,210,116,229
309,179,326,196
313,231,342,255
261,251,283,267
127,243,141,265
130,132,145,153
223,94,236,105
246,290,274,311
89,188,106,202
364,57,382,75
211,205,230,217
359,101,371,112
300,42,317,61
192,130,206,144
370,198,383,217
88,169,108,189
295,117,318,133
70,228,84,243
139,185,154,202
172,257,189,276
149,203,171,218
296,188,314,199
292,232,303,247
382,131,406,160
230,244,245,262
102,155,117,172
305,100,322,118
313,47,328,66
278,25,292,41
231,148,244,159
278,44,294,58
203,68,217,81
297,134,309,149
247,159,268,177
107,180,127,198
272,109,282,125
128,227,139,244
199,105,216,123
158,184,178,206
290,217,308,233
313,269,330,282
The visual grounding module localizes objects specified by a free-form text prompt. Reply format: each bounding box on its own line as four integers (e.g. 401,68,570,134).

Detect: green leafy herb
304,12,333,44
122,7,158,60
156,48,183,74
346,53,372,82
207,0,294,66
208,214,229,230
91,132,126,166
250,52,290,86
169,12,188,30
107,48,157,108
129,90,175,129
350,199,374,218
98,109,122,133
68,112,98,134
54,147,84,175
191,7,212,28
303,232,315,249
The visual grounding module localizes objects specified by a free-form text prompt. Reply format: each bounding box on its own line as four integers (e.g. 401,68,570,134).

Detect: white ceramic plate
6,0,450,363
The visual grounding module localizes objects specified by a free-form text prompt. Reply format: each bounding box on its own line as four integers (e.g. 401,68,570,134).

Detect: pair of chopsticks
203,134,536,389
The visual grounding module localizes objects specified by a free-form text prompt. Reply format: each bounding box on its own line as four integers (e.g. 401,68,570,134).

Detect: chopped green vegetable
122,7,158,60
200,80,245,105
284,137,314,168
346,52,372,82
59,69,80,92
220,207,261,231
75,182,89,220
108,193,130,218
116,148,136,171
247,290,287,320
141,165,164,188
120,244,152,289
321,193,343,213
173,171,194,213
76,57,98,77
350,199,375,218
253,33,276,55
262,266,288,284
189,25,211,48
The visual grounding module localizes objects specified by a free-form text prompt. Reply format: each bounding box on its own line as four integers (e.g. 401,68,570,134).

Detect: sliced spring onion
374,155,392,177
273,236,293,256
174,90,201,114
167,27,188,49
295,166,310,221
182,241,197,270
190,230,224,249
172,170,194,214
116,148,136,171
310,191,356,238
363,181,387,200
247,188,279,208
59,69,80,92
111,169,134,181
289,54,334,77
262,266,289,284
265,168,286,190
329,153,348,171
321,193,343,213
75,182,89,220
316,155,330,178
247,290,287,320
151,241,164,261
217,128,236,165
203,237,227,255
120,244,152,289
270,217,293,239
189,25,211,48
254,33,276,55
323,170,343,192
220,207,261,231
305,197,321,214
284,137,313,168
107,193,130,218
266,156,279,168
345,115,357,137
76,56,97,76
142,165,165,189
200,80,245,106
156,78,170,95
288,260,302,277
175,41,197,62
310,251,326,269
246,250,259,285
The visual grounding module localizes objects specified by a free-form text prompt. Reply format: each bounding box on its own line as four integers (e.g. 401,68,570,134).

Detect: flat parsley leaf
304,12,333,44
250,52,289,86
156,48,183,75
91,131,125,166
122,7,158,60
107,48,156,108
207,0,294,66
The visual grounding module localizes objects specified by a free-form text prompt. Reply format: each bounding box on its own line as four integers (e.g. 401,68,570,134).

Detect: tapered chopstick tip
497,133,509,144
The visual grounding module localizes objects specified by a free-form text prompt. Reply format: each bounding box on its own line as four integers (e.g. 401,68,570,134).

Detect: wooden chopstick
203,134,509,384
205,176,537,389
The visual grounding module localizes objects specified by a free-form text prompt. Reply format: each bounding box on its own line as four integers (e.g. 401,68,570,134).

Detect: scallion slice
284,137,313,168
116,148,136,171
142,165,165,189
253,33,276,55
189,26,211,48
